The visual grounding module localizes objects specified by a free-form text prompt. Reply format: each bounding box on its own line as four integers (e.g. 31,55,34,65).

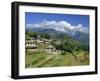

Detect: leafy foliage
61,51,66,55
26,32,50,39
25,31,89,68
26,31,89,54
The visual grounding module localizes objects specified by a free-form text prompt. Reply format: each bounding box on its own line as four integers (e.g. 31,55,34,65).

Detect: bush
61,51,66,55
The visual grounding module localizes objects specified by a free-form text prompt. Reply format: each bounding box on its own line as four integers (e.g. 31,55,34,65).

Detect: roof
25,40,34,44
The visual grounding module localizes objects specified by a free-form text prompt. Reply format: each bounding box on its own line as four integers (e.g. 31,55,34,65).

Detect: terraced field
25,49,89,68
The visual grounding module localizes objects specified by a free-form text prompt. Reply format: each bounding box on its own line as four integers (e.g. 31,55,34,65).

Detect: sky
25,12,89,33
25,12,89,28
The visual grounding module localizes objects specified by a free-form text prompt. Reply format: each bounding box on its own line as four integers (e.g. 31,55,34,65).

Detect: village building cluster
25,35,59,54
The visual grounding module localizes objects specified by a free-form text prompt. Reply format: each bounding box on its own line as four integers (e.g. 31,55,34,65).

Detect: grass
25,49,89,68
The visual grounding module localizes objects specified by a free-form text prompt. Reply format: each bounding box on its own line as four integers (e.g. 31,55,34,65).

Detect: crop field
25,49,89,68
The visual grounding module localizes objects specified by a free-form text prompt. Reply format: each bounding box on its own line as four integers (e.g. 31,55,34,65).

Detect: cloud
26,20,89,33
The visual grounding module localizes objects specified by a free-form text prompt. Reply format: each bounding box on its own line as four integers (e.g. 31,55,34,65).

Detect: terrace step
33,55,55,67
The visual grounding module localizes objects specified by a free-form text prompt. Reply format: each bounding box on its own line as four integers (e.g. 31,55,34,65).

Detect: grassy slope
25,49,89,68
25,32,89,68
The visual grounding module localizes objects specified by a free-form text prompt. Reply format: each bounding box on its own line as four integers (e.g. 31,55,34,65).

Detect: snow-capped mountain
26,20,89,35
26,20,89,44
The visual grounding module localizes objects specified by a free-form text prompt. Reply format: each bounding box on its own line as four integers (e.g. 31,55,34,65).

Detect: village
25,35,60,54
25,34,64,68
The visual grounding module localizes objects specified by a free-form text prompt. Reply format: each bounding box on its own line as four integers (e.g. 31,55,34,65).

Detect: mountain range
26,20,89,45
26,27,89,45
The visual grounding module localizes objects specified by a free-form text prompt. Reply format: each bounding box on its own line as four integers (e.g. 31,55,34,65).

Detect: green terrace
25,32,89,68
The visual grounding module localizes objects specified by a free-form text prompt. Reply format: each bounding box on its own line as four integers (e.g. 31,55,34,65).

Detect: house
37,39,44,43
31,37,37,41
25,40,37,49
42,39,51,44
36,38,51,44
46,45,56,53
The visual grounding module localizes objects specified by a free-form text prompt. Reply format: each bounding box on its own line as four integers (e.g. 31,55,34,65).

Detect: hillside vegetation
25,32,89,68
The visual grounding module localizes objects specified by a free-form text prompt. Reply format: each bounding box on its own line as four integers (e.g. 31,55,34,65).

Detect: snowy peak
26,20,89,34
26,20,89,45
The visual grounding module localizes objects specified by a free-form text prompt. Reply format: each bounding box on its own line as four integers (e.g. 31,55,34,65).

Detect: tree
41,33,50,39
61,51,66,55
26,32,39,38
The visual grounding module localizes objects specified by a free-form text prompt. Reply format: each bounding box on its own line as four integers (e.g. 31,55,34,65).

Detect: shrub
61,51,66,55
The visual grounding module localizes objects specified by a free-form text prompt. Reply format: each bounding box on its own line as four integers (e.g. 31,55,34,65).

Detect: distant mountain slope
26,28,63,37
26,27,89,45
73,31,89,44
